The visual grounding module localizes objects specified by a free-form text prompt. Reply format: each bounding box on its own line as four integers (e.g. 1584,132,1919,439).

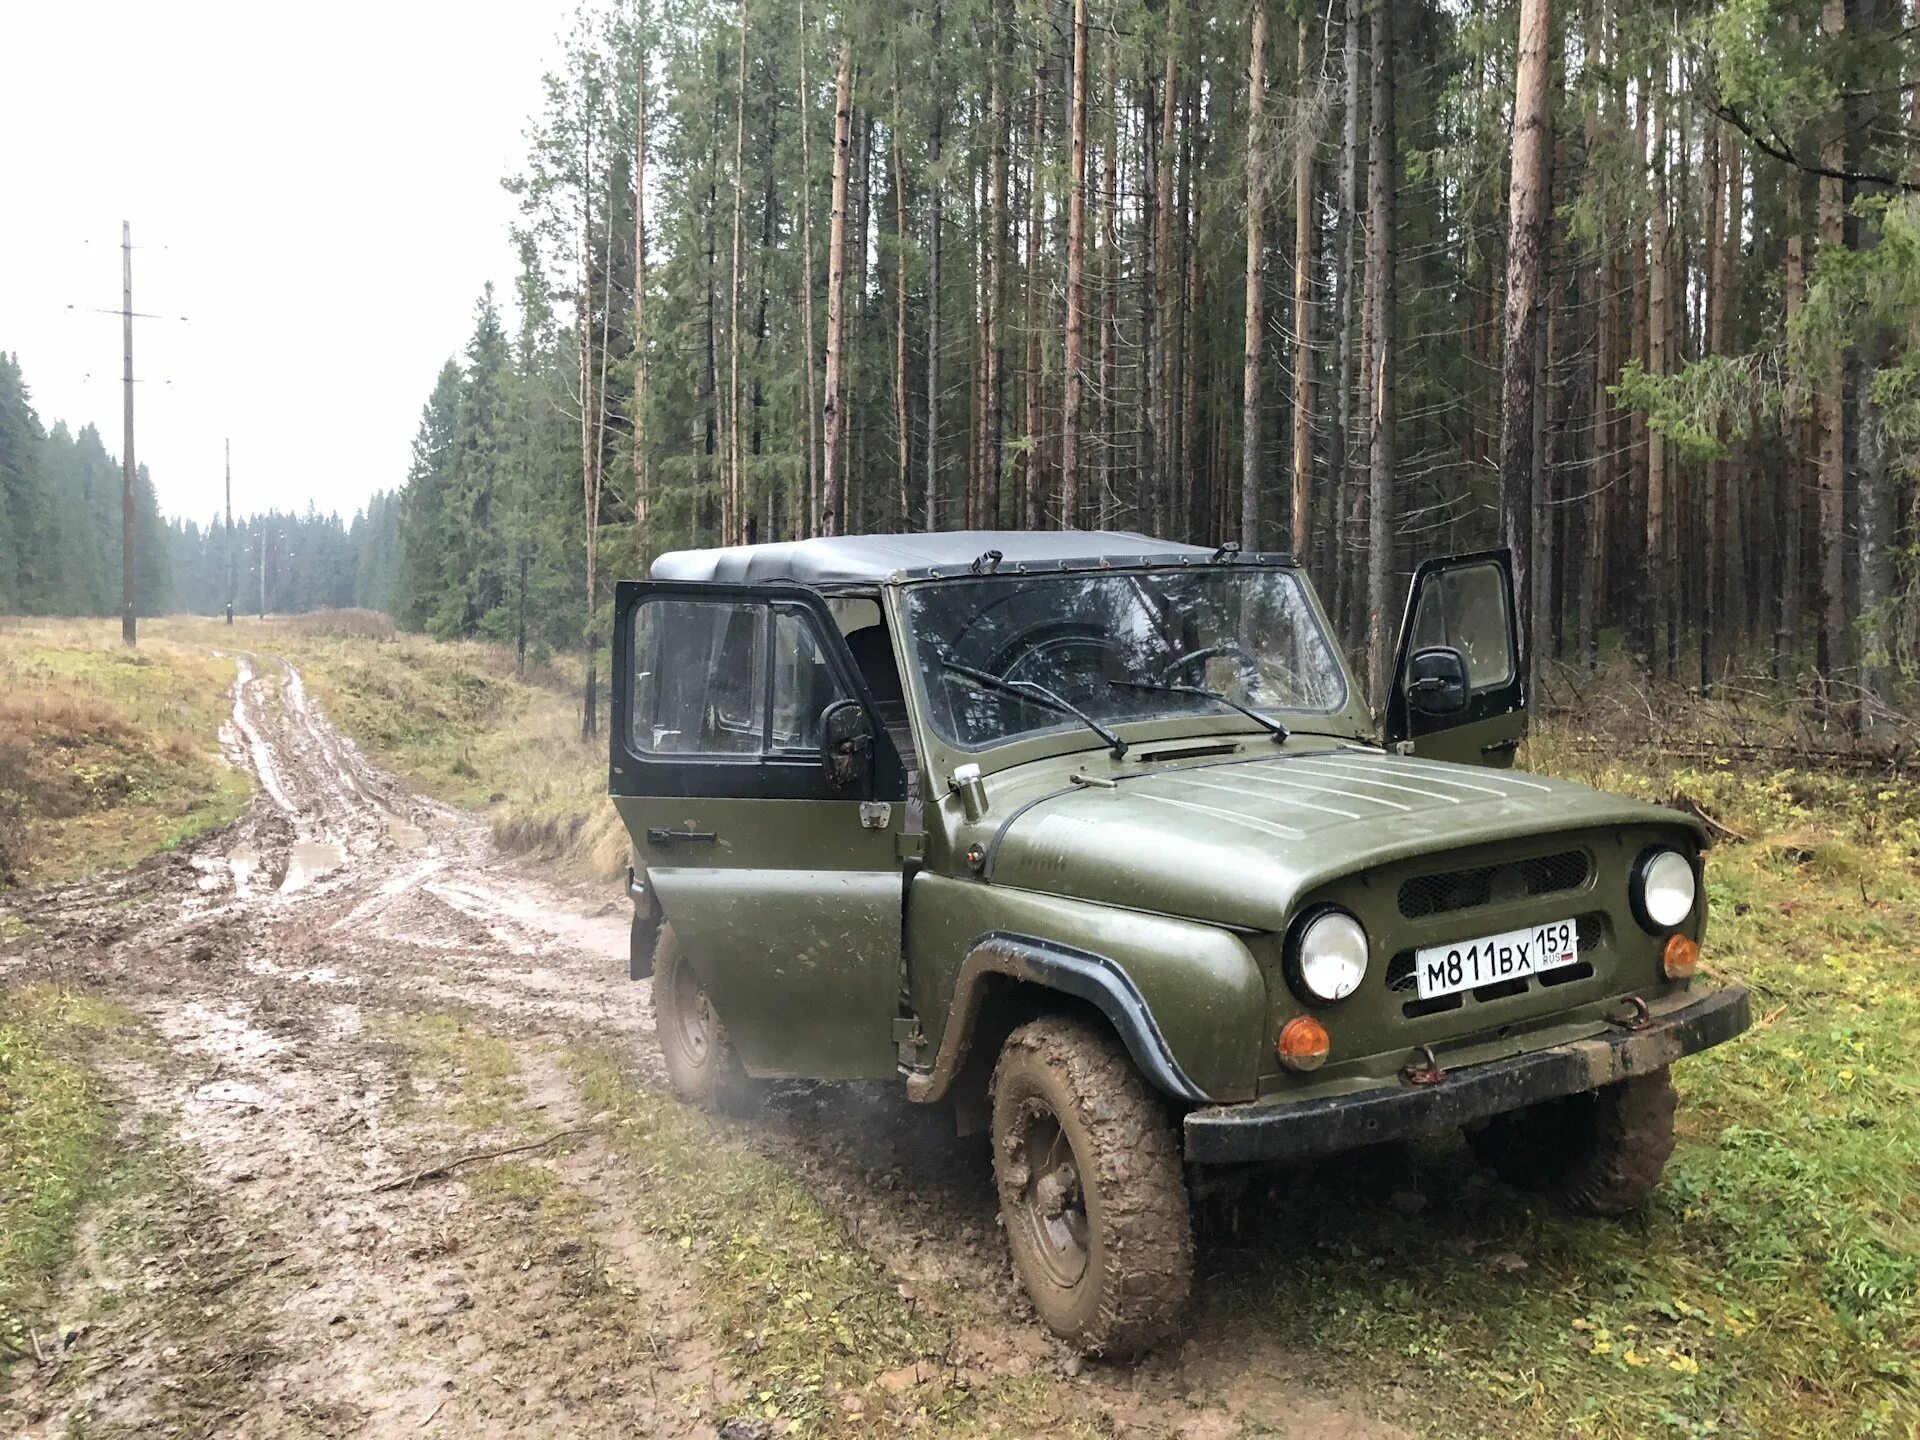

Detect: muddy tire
989,1015,1192,1357
652,925,753,1112
1466,1068,1678,1216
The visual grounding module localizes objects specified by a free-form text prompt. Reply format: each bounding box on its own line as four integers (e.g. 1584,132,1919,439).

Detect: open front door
1383,549,1527,768
609,580,908,1080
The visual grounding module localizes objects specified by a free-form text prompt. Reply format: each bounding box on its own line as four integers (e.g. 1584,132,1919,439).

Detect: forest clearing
0,615,1912,1438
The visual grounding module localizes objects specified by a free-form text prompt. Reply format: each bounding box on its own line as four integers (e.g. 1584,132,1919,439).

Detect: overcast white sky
0,0,575,526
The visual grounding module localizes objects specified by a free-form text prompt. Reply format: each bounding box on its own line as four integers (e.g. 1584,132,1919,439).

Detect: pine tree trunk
1364,0,1396,704
796,0,821,537
1814,0,1846,691
1289,16,1315,558
1498,0,1551,680
822,39,854,537
1098,35,1119,529
985,0,1009,528
1334,0,1364,643
1241,0,1269,550
1022,54,1051,530
1139,80,1160,535
1061,0,1090,525
892,59,912,530
1646,57,1670,681
1702,125,1725,692
727,0,749,545
925,0,945,530
1780,152,1806,681
632,26,651,549
1156,3,1182,535
578,72,600,741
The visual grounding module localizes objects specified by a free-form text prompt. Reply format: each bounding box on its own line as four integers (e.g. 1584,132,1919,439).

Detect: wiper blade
938,660,1129,759
1109,678,1289,744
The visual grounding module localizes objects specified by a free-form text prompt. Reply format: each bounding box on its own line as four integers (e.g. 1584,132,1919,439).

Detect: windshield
902,567,1351,751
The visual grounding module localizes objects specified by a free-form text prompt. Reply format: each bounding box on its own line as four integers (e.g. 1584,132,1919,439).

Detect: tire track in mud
1,653,1402,1440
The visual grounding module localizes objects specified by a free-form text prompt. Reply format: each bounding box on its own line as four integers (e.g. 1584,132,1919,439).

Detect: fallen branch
371,1125,595,1194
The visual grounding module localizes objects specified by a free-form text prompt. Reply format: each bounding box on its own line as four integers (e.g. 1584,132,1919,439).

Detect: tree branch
1712,97,1920,193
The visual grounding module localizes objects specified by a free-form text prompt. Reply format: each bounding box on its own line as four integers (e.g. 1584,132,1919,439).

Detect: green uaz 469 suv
609,531,1749,1356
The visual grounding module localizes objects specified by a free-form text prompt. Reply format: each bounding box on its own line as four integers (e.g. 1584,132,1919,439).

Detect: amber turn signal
1662,933,1700,980
1277,1016,1331,1073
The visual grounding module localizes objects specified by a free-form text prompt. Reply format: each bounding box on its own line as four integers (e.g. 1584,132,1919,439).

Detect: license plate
1413,917,1581,1000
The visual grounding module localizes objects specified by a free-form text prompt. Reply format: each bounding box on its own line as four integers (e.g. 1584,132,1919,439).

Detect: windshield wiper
938,660,1129,759
1109,679,1289,744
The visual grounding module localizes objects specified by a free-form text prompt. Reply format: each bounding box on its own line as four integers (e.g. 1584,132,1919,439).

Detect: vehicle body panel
608,532,1747,1164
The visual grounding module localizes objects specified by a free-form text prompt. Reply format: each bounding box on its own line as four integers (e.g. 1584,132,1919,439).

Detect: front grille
1386,912,1603,1017
1397,849,1590,920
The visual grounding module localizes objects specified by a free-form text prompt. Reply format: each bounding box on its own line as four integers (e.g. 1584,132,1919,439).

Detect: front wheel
1466,1068,1678,1216
652,924,754,1112
990,1016,1192,1356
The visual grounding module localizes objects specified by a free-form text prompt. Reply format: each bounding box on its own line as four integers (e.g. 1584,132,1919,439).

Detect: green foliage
0,354,171,619
1613,354,1783,462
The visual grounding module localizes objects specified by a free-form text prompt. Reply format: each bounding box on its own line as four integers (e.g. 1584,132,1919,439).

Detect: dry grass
0,619,251,887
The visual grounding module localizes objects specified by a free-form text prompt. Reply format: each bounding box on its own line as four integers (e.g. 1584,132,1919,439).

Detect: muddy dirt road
1,655,1399,1439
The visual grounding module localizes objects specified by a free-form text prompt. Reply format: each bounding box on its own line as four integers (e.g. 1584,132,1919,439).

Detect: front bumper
1183,984,1751,1165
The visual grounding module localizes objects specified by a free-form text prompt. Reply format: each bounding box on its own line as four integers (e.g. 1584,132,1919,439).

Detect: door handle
646,827,718,845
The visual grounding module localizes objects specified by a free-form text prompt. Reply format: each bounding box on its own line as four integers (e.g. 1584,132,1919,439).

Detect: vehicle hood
982,746,1702,930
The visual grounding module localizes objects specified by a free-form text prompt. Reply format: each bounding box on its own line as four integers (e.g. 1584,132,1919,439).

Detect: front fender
905,875,1268,1104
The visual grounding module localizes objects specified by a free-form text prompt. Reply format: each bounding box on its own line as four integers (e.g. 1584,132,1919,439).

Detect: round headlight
1289,908,1370,1003
1635,848,1698,931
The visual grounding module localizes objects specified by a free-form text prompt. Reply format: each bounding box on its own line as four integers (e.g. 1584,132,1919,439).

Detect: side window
631,598,767,755
1408,561,1515,693
771,607,850,752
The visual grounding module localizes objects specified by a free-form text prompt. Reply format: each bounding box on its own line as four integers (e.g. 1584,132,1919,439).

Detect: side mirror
1405,646,1470,717
820,699,874,788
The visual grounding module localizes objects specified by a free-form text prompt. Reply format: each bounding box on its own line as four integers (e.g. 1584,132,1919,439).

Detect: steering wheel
1159,643,1261,687
992,626,1120,706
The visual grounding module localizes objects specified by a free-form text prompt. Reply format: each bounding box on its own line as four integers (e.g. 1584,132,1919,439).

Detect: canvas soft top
647,529,1284,588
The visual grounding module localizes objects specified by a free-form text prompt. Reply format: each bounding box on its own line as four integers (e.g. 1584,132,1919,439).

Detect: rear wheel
989,1016,1192,1356
653,924,753,1111
1466,1068,1678,1216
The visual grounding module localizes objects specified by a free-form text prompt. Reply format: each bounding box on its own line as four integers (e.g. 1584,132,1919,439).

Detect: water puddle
282,839,347,893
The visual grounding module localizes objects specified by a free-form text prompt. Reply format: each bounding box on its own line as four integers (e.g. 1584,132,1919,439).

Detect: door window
1407,560,1515,693
630,598,767,755
771,606,851,752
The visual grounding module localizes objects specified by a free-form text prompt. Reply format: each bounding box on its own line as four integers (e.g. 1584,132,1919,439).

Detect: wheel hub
672,962,712,1063
1012,1102,1090,1287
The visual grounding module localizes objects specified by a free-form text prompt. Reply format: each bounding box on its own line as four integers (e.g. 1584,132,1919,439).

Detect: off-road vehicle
608,531,1749,1355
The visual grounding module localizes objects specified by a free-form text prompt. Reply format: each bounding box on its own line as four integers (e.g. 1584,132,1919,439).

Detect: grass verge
0,986,141,1358
0,619,250,888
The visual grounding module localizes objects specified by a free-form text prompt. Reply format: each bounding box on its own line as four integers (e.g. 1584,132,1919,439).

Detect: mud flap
628,865,661,980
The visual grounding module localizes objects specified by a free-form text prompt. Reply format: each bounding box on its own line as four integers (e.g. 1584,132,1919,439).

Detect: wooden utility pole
1242,0,1269,550
121,221,137,647
224,438,234,625
1498,0,1552,677
1061,0,1090,523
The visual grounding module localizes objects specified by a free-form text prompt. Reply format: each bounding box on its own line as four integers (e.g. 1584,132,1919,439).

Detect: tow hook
1608,994,1653,1032
1401,1044,1446,1087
